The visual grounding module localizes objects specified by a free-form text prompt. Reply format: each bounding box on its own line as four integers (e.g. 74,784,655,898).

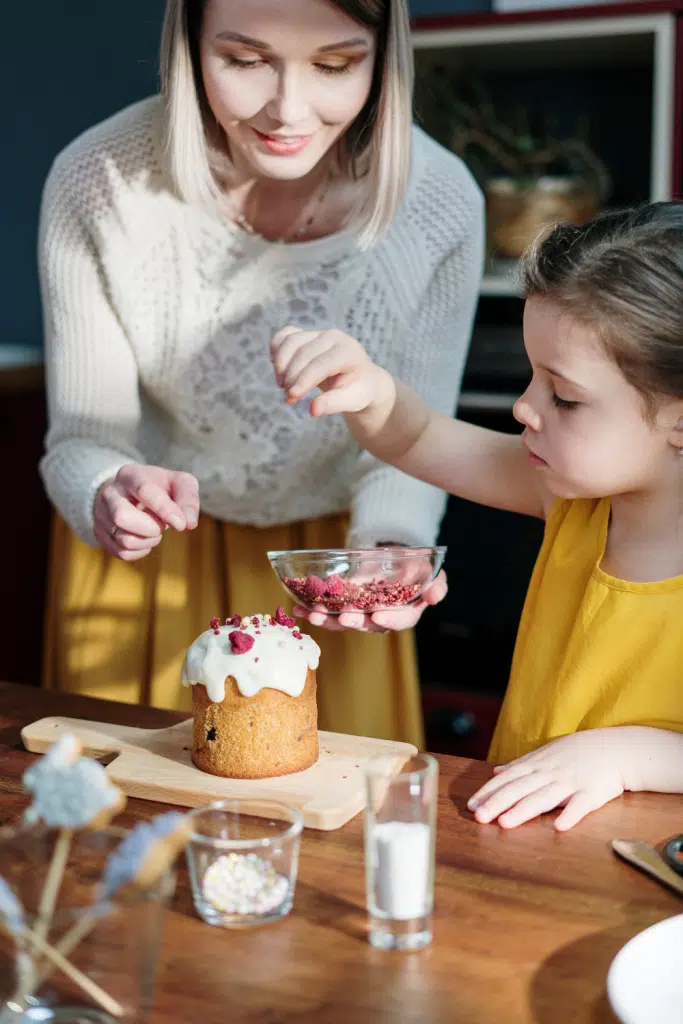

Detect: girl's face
513,297,683,500
200,0,377,181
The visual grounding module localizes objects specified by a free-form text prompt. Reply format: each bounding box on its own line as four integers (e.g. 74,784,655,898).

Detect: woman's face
200,0,377,181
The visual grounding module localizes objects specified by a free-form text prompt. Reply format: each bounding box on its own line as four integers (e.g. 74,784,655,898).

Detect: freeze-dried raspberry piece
210,617,221,634
325,574,344,596
229,630,255,654
274,605,296,628
305,575,327,599
226,615,242,627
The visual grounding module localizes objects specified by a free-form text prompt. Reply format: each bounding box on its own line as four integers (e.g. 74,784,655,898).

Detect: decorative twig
18,922,124,1018
34,828,73,946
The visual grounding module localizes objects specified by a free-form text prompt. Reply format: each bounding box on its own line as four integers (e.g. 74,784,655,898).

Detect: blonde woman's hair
160,0,413,247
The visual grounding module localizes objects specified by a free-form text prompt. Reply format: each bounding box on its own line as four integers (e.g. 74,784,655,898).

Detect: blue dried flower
100,813,185,900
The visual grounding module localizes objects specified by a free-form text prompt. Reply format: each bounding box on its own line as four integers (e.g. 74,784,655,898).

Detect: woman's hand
270,326,392,417
93,464,200,561
294,570,448,634
467,729,632,831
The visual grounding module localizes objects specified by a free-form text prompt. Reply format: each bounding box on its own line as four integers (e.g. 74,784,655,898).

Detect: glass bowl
266,546,447,614
185,799,303,929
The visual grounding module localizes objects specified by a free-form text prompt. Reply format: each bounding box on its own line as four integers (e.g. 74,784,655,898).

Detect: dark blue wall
3,2,165,349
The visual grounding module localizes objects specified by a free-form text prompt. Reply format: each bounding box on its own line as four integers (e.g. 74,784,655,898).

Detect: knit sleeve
347,198,485,548
38,158,146,547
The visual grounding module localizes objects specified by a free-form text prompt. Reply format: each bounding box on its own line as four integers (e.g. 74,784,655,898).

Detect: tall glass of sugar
364,752,438,951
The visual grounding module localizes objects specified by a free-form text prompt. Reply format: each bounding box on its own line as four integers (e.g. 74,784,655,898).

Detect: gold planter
485,176,601,259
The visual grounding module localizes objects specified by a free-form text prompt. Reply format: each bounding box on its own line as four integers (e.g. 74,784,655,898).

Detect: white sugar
370,821,431,920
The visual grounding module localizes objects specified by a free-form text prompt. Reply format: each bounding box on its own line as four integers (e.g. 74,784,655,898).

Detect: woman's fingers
124,480,187,530
99,489,164,539
92,517,160,561
370,602,426,630
421,570,448,605
170,472,200,529
93,465,202,562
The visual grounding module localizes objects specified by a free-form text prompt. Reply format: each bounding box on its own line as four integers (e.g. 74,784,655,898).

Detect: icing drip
181,615,320,703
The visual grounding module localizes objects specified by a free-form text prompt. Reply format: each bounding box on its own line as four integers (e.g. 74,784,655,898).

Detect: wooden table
1,682,681,1023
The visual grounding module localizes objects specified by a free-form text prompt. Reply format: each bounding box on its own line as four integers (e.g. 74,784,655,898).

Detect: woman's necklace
229,171,333,245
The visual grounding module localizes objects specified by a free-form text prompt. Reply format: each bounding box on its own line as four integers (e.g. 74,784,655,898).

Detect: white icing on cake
181,615,320,703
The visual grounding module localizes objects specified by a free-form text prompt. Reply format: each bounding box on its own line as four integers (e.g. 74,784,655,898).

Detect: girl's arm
347,212,484,549
272,329,547,520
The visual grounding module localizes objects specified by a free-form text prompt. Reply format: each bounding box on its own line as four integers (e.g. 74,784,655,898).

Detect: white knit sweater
39,97,484,549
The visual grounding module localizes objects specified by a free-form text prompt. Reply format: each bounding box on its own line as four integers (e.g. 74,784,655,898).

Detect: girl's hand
295,570,448,633
93,464,200,561
270,326,392,416
467,729,631,831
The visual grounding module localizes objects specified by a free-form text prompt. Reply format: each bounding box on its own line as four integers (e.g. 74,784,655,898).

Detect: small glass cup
0,823,175,1024
185,799,303,929
364,752,439,951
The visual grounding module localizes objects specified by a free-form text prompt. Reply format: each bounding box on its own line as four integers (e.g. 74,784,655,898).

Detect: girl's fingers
496,780,576,829
271,327,318,377
281,335,338,394
554,789,611,831
472,771,554,824
492,749,542,774
467,763,537,809
309,378,373,417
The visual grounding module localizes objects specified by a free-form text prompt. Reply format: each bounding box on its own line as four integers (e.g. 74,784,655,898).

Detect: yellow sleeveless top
488,497,683,764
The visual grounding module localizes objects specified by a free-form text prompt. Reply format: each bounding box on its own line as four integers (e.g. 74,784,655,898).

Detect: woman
39,0,484,747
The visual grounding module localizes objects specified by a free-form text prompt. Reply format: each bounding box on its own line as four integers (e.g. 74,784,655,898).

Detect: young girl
272,202,683,830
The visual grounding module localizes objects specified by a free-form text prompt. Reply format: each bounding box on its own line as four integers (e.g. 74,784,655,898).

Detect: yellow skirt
43,513,425,748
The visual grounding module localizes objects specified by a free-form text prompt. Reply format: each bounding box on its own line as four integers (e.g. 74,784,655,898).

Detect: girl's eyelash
551,393,579,410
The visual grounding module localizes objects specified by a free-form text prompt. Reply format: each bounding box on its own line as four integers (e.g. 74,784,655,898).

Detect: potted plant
414,69,611,260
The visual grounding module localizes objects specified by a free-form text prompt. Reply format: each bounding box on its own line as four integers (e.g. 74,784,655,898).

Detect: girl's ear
667,412,683,453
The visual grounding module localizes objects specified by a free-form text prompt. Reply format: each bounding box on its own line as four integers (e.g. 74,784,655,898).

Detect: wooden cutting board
21,717,417,831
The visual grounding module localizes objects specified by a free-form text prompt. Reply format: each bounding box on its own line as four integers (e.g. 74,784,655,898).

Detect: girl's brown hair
160,0,413,247
519,203,683,407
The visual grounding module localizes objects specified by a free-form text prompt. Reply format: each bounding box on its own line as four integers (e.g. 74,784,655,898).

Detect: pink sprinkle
254,657,260,663
229,630,255,655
